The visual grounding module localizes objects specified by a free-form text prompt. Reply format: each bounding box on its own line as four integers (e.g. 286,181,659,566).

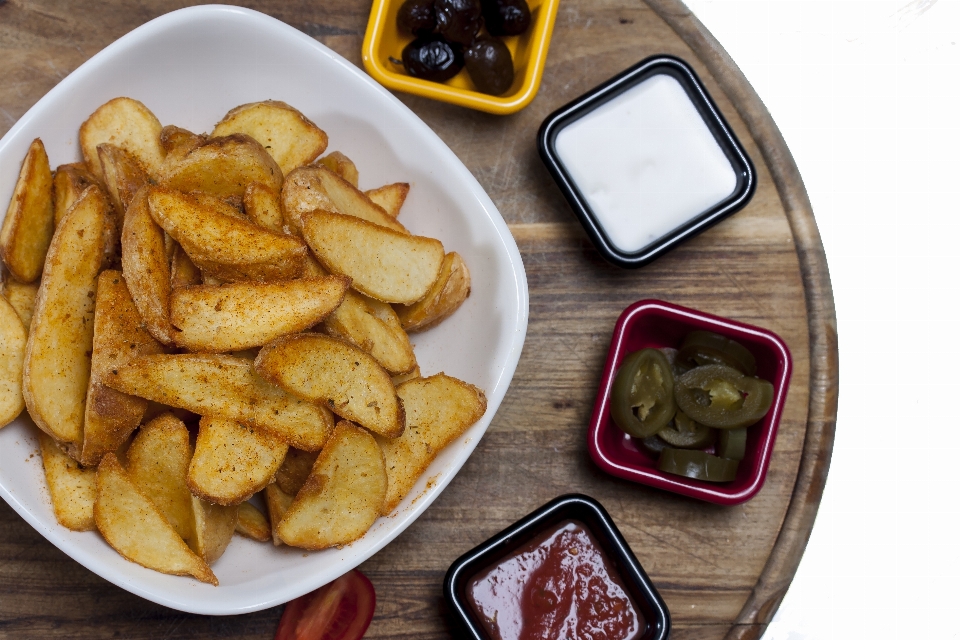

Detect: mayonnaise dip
554,73,738,254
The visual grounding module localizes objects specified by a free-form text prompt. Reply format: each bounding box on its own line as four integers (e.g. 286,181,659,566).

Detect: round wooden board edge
641,1,840,638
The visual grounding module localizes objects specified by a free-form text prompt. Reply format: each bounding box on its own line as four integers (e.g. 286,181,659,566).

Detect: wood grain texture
0,0,837,638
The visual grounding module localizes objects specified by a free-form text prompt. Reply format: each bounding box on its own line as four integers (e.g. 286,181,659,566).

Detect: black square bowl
537,55,756,269
444,494,670,640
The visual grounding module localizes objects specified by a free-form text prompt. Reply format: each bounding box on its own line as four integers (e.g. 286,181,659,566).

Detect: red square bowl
588,300,792,505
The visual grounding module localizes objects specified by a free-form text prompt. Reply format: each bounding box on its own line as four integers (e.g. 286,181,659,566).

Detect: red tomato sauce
467,520,644,640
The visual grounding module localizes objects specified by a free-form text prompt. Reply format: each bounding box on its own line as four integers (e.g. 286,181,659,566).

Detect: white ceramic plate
0,5,528,615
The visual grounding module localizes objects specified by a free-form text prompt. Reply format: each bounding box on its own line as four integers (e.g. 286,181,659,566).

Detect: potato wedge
303,212,444,304
95,453,217,585
280,166,337,236
97,143,149,218
107,353,335,451
159,133,283,198
126,413,194,540
1,275,38,329
277,421,386,550
121,187,174,344
159,125,206,157
79,97,164,181
1,138,55,283
317,151,359,187
274,448,320,496
394,252,471,332
211,101,328,175
170,242,202,288
53,163,99,229
378,374,486,514
188,417,288,506
188,496,239,564
0,295,26,427
323,290,416,375
243,182,284,233
391,365,421,387
38,431,96,531
255,334,404,438
81,271,164,466
365,182,409,219
236,501,271,542
148,187,307,283
264,482,294,546
22,186,107,451
170,276,349,352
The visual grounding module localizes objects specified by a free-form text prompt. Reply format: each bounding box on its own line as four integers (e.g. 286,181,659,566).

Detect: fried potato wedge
159,125,206,157
243,182,284,233
0,295,26,427
122,187,174,344
95,453,217,585
255,334,404,439
188,417,288,506
107,353,335,451
188,496,239,564
236,501,271,542
324,290,416,375
395,252,471,333
212,101,328,176
170,276,349,352
391,365,421,387
159,133,283,198
277,421,386,550
365,182,409,219
378,374,487,514
126,413,194,540
97,143,150,218
1,276,38,329
170,242,202,288
264,482,294,546
280,166,337,236
22,186,107,451
148,187,307,282
53,163,99,229
274,448,320,496
80,271,164,465
38,431,96,531
1,138,55,283
317,151,359,187
80,98,164,181
303,212,444,304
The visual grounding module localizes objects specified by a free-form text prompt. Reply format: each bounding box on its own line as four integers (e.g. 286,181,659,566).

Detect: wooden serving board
0,1,837,638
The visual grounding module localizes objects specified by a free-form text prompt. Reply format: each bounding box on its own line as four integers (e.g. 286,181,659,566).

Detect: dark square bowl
587,300,792,505
444,494,670,640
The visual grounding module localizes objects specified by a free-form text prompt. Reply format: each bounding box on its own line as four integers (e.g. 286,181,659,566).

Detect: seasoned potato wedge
148,187,307,282
159,133,283,198
0,295,26,427
126,413,194,540
274,448,320,496
378,374,487,514
188,496,239,564
317,151,359,187
188,417,288,506
1,276,39,329
243,182,284,233
107,353,335,451
255,334,404,439
1,138,55,283
170,276,349,352
391,365,421,387
236,501,271,542
280,166,337,236
264,482,294,546
395,252,471,332
277,421,386,550
303,212,444,304
121,187,174,344
159,125,206,157
81,271,164,466
97,143,150,218
22,186,107,451
95,453,217,585
211,101,328,176
38,431,96,531
170,242,202,288
324,290,417,375
53,163,99,229
365,182,409,219
80,98,164,181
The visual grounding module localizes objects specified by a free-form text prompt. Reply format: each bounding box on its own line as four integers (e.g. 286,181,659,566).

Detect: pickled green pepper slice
718,428,747,461
659,448,739,482
610,348,677,438
658,411,715,448
678,331,757,376
675,364,773,429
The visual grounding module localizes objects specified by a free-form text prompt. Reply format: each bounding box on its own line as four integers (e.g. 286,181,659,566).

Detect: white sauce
554,73,738,254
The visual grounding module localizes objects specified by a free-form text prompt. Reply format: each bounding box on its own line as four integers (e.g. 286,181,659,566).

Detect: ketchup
467,520,643,640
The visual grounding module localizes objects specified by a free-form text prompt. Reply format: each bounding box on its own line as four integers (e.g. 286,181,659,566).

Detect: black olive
464,37,514,95
482,0,531,36
396,0,436,37
435,0,483,46
402,35,464,83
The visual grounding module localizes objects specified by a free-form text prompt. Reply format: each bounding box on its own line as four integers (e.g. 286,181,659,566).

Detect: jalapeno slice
678,331,757,376
718,428,747,461
610,348,677,438
659,448,739,482
657,411,715,448
675,364,773,429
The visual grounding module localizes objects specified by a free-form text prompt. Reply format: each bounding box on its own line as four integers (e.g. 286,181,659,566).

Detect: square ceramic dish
0,5,528,615
444,494,670,640
538,55,756,268
588,300,791,505
362,0,560,114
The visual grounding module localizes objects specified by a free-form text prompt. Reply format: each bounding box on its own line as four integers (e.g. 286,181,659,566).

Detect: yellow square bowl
362,0,561,115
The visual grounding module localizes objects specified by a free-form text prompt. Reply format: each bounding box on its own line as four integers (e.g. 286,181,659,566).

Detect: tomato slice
275,570,376,640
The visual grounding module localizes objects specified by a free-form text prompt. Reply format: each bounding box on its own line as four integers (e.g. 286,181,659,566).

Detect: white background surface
682,1,960,638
